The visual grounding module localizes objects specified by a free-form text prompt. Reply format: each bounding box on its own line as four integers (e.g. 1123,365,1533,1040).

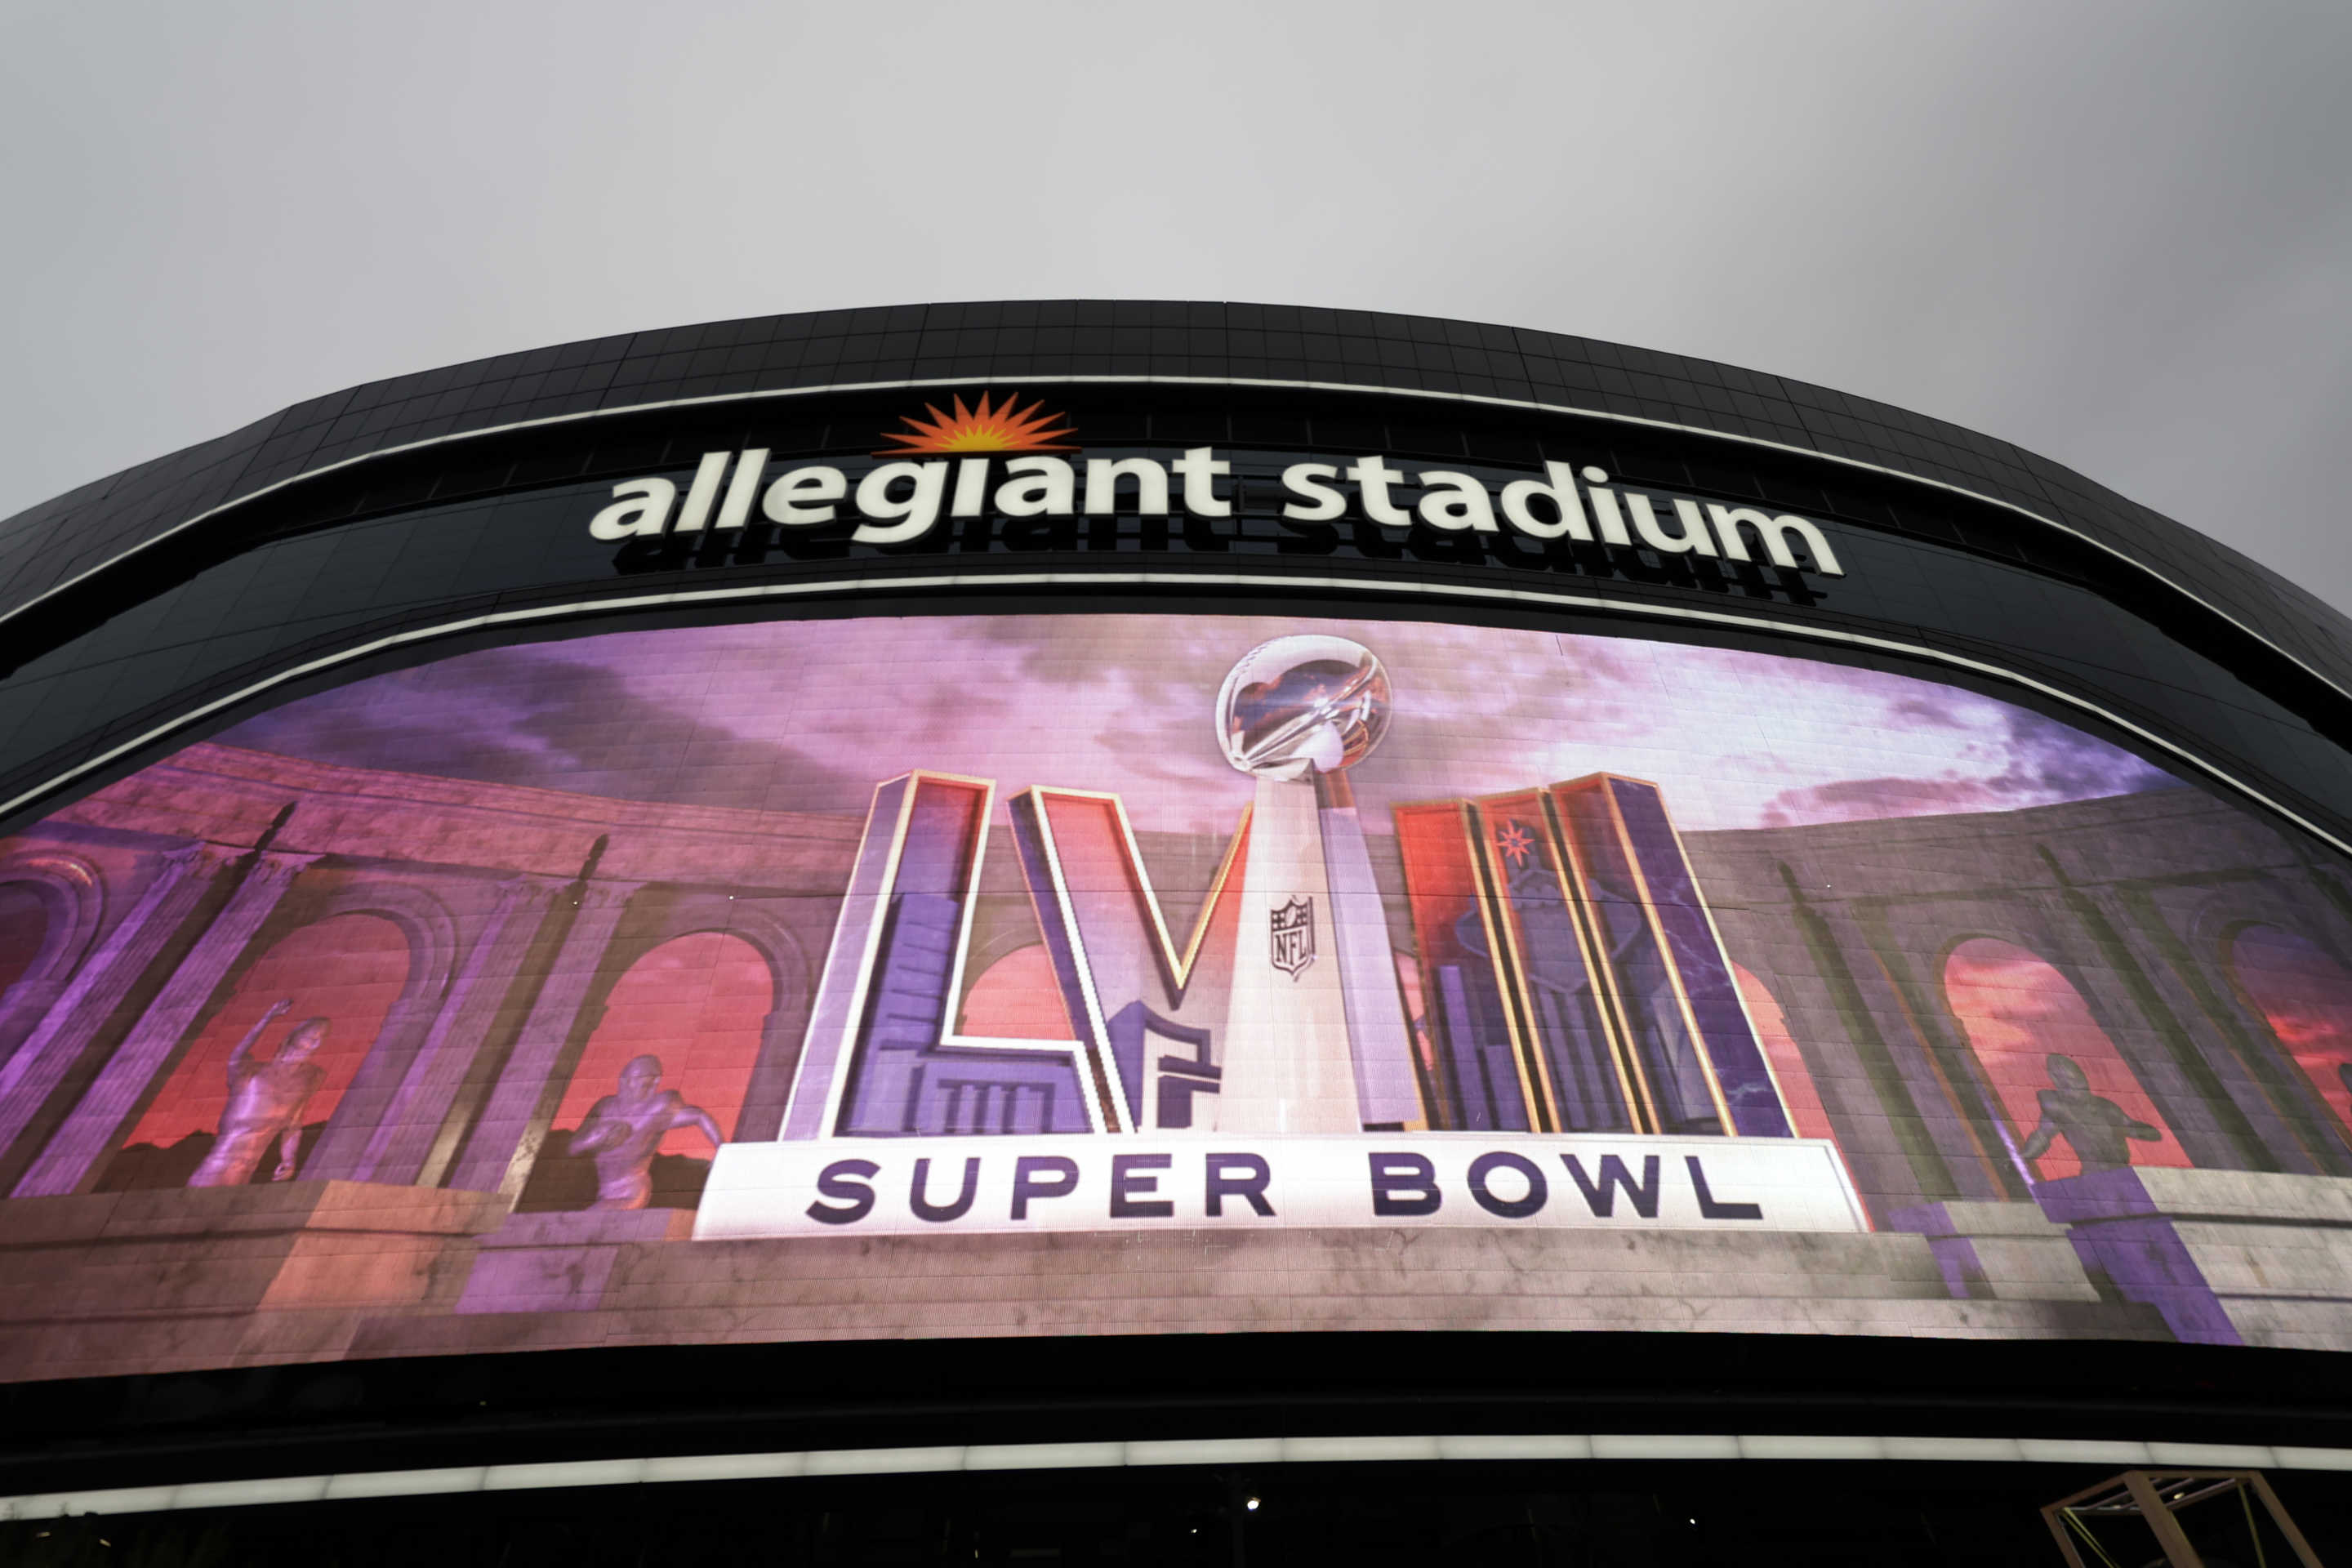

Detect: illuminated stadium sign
584,393,1848,574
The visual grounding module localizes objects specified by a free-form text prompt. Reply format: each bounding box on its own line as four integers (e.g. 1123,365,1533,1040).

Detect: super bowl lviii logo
696,635,1866,1241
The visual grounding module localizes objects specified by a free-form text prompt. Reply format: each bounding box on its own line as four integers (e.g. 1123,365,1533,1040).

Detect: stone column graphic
1818,899,2014,1206
0,853,104,1066
2056,878,2271,1170
12,849,320,1197
447,879,641,1198
310,874,562,1186
0,841,242,1178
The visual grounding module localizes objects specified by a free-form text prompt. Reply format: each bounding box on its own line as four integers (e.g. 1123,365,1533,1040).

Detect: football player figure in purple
568,1054,724,1210
189,998,326,1187
2018,1051,2161,1177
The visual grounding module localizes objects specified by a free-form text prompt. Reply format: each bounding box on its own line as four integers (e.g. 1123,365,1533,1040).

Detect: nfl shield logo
1270,896,1315,979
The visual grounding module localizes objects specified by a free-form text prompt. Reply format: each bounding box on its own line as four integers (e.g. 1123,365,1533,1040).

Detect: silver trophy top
1215,635,1392,781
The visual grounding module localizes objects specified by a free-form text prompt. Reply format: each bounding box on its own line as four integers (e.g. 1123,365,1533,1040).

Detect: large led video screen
1,610,2349,1383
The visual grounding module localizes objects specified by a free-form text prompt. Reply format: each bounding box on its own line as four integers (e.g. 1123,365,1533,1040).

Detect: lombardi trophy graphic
1214,635,1422,1132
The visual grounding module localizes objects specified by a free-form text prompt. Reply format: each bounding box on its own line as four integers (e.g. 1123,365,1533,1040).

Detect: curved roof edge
2,299,2343,692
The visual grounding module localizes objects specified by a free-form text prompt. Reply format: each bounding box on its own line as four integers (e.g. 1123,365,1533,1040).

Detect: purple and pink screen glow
551,932,772,1157
198,612,2194,1185
127,913,403,1152
218,613,2179,834
2230,924,2352,1132
1943,939,2194,1183
2,607,2345,1381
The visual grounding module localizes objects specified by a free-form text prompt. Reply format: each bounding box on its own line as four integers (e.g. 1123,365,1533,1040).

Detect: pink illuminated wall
124,913,408,1156
15,605,2351,1386
2228,924,2352,1138
1943,938,2190,1182
551,931,772,1155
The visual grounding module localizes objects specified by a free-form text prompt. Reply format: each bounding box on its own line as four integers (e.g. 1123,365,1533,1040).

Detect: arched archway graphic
1942,938,2190,1183
0,853,106,1064
107,913,410,1187
523,930,773,1211
2226,923,2352,1138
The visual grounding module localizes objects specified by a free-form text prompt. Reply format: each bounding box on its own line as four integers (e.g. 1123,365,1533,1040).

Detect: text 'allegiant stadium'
586,448,1847,577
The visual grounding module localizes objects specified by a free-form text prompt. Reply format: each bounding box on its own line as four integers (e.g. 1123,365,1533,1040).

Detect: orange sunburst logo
874,392,1077,457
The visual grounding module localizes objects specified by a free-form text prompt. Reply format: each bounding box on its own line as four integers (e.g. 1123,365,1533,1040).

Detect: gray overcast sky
4,2,2348,604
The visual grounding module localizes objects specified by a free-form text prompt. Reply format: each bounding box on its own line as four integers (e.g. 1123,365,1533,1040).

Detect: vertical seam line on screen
1,570,2344,867
3,373,2341,712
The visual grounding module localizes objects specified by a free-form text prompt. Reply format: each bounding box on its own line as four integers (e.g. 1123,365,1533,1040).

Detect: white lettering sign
589,448,1846,578
692,1133,1869,1241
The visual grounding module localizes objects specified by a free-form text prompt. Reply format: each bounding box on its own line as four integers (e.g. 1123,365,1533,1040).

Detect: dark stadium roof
4,299,2345,693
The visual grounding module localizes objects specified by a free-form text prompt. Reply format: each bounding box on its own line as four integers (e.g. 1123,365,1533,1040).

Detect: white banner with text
693,1134,1870,1241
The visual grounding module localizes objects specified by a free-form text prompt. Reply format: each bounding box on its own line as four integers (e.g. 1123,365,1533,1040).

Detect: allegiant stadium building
0,301,2349,1563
